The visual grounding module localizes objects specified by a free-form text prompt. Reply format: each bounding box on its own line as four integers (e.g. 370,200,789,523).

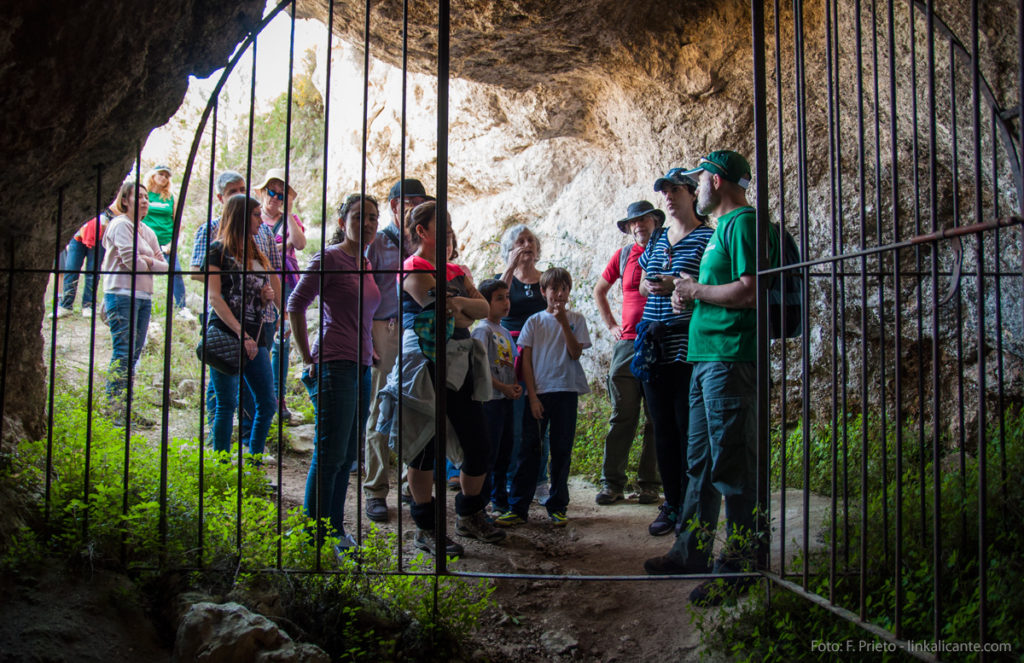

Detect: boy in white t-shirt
470,279,523,516
497,267,591,527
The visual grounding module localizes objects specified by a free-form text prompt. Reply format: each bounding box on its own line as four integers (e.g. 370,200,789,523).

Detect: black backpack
719,216,803,339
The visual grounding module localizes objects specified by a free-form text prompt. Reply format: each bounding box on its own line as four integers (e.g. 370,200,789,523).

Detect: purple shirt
287,245,380,365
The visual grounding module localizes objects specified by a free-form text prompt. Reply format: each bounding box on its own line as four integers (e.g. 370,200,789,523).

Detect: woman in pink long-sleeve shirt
100,181,168,421
288,193,380,555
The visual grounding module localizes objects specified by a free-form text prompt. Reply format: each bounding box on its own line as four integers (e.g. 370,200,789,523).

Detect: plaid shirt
192,217,282,323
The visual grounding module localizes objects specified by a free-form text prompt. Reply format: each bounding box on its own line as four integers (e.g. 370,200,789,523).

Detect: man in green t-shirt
643,150,776,607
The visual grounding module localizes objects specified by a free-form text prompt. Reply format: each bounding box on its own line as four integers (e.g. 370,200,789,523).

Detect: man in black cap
362,178,433,522
643,150,779,608
592,201,663,506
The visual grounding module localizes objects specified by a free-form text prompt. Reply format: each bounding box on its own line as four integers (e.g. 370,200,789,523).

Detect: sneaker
81,307,93,319
648,502,678,536
689,575,758,607
55,306,74,319
549,511,569,527
414,528,464,557
333,532,359,563
494,511,526,528
447,476,461,491
399,482,413,504
535,482,550,506
595,487,624,505
637,488,660,505
131,412,157,429
279,406,292,423
176,307,197,322
260,453,277,465
490,503,509,517
365,497,389,523
455,511,506,543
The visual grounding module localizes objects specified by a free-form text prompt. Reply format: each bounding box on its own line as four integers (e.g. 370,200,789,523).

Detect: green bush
3,384,493,660
697,410,1024,661
571,390,648,489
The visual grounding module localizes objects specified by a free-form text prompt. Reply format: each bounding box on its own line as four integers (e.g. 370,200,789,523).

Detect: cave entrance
26,0,1024,657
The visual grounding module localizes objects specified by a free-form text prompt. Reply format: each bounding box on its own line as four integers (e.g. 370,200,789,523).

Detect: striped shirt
638,224,714,363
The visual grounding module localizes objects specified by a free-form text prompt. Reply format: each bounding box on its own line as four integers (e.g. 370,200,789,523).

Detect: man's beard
696,177,717,216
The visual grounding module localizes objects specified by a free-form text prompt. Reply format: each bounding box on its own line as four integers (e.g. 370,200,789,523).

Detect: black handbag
196,322,250,375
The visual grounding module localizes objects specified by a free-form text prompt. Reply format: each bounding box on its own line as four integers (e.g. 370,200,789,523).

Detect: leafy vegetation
694,410,1024,661
1,385,493,660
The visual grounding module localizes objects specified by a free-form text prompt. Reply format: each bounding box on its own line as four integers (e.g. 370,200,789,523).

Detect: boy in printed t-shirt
497,267,591,527
471,279,523,516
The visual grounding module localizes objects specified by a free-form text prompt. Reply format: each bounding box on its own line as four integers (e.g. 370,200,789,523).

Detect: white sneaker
176,308,196,322
81,307,93,319
55,306,74,319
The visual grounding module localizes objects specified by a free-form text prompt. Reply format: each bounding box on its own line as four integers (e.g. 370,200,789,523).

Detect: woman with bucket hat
255,168,307,421
636,169,714,537
592,201,664,507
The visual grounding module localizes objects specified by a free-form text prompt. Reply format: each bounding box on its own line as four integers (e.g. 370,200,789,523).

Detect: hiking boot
456,511,506,543
414,528,464,557
689,575,759,607
365,497,389,523
637,488,660,505
644,555,701,575
494,511,526,528
549,511,569,527
648,502,678,536
595,487,624,505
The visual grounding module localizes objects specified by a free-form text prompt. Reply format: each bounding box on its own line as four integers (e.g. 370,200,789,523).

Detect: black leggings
641,361,693,510
407,361,490,477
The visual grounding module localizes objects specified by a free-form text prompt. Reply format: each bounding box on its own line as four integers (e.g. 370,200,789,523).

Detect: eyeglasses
265,189,285,201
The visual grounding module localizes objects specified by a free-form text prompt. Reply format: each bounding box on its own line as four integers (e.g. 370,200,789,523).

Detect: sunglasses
265,189,285,201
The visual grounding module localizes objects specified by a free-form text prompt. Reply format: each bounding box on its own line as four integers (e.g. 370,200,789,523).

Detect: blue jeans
669,361,758,573
162,251,187,309
104,293,151,399
507,382,550,488
509,391,578,516
209,345,276,455
271,285,291,404
205,378,252,441
484,398,515,510
301,361,370,540
61,238,104,309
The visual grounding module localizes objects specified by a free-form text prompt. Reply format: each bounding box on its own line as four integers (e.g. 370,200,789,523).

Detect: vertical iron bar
792,0,812,588
869,0,889,571
835,0,851,571
990,112,1007,510
353,0,372,557
751,0,771,572
123,151,143,557
970,0,987,653
396,0,409,572
0,241,12,449
44,188,64,527
925,0,943,642
435,0,451,580
887,0,904,638
948,39,967,553
854,0,870,622
909,0,927,549
824,0,840,604
775,0,787,578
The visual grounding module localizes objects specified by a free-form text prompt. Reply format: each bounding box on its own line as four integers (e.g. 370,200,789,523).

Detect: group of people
592,150,777,605
64,148,774,604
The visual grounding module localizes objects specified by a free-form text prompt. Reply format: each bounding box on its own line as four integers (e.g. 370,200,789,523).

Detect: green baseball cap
681,150,752,189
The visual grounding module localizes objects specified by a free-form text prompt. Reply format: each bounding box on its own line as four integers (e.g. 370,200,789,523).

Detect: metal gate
752,0,1022,658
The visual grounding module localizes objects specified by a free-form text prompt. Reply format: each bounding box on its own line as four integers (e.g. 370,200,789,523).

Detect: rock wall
0,0,265,440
